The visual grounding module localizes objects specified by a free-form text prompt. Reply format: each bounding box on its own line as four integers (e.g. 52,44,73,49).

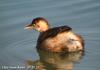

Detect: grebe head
25,17,49,32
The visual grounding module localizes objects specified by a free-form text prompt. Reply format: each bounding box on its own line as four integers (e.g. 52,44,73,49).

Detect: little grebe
25,17,84,52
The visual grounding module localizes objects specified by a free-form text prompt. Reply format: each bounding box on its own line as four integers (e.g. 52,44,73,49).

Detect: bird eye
33,24,35,26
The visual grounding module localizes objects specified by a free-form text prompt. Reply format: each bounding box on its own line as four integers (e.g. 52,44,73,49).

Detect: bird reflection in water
26,49,84,70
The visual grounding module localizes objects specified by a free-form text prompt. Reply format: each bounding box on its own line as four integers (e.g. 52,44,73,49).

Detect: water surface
0,0,100,70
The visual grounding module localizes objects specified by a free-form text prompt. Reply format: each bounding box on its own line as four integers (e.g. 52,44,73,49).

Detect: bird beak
24,24,34,30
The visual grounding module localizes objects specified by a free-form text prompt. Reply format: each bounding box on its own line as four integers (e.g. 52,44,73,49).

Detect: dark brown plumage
37,26,72,45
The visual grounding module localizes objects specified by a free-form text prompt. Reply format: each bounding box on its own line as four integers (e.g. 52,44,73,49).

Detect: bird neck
39,26,49,32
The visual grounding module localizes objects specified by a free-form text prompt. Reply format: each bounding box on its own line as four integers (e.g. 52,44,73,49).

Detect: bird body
25,17,84,52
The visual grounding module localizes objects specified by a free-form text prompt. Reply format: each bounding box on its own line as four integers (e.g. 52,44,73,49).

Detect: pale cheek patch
38,21,48,28
36,21,48,32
